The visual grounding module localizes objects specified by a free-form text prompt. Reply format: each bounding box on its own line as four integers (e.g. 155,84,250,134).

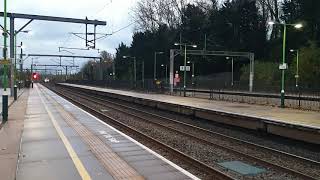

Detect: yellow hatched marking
36,85,92,180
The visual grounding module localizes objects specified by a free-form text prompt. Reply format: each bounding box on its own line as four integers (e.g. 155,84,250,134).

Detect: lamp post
174,43,197,97
112,56,116,80
142,60,144,89
90,60,98,80
226,57,234,87
123,56,136,88
14,30,30,94
268,21,303,108
30,58,36,88
290,49,299,88
187,60,195,87
18,42,23,90
161,64,168,84
154,51,164,81
2,0,8,121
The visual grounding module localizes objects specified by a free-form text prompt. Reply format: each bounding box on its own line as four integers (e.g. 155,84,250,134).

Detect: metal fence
64,79,320,111
65,79,166,93
170,87,320,111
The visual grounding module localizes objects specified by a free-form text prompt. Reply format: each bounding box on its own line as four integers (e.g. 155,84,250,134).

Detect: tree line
82,0,320,90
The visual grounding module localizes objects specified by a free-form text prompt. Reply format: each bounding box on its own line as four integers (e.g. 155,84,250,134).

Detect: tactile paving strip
42,90,144,180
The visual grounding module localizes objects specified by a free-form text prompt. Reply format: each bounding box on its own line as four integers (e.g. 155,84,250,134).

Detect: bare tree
100,51,114,80
100,50,113,68
257,0,281,39
134,0,213,31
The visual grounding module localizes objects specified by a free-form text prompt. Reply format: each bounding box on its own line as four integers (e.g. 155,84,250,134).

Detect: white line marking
45,85,200,180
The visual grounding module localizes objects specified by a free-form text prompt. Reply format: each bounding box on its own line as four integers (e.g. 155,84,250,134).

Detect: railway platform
59,83,320,144
0,84,197,180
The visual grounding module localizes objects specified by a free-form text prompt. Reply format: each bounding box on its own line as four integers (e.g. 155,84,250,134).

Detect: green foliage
115,43,131,80
240,61,280,87
240,42,320,89
80,60,97,80
291,41,320,88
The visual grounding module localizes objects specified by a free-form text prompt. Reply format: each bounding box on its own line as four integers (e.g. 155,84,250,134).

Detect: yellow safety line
36,85,92,180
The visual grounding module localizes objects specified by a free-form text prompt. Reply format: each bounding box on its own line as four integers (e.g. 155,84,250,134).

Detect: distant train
23,72,40,88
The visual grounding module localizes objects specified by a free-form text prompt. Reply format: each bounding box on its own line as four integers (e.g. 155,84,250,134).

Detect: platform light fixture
14,30,31,99
294,24,303,29
267,21,304,108
226,57,234,87
268,21,275,25
174,42,197,97
123,55,137,88
290,49,300,88
187,60,196,85
154,51,164,80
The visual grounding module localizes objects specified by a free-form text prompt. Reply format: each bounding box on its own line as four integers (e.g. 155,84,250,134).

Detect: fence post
298,87,301,108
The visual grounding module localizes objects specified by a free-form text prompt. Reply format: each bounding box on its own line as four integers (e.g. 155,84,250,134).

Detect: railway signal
32,72,39,80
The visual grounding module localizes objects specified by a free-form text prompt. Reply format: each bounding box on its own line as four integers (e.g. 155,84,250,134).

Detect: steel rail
61,85,320,166
57,85,318,180
47,85,236,180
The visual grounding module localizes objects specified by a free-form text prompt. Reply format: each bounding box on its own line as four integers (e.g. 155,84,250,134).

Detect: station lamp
267,21,304,108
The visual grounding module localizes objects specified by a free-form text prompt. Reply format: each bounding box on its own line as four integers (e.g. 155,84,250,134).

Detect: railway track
44,85,236,180
50,85,320,179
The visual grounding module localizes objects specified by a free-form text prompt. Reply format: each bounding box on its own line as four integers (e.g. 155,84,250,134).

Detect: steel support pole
192,62,194,86
31,59,33,88
249,53,254,92
31,59,33,74
154,52,156,80
65,66,68,81
2,0,8,121
133,57,136,89
183,45,187,97
142,61,144,89
296,50,299,88
280,25,286,108
13,36,18,100
231,57,234,87
165,64,168,85
169,50,174,94
10,17,14,97
19,42,23,90
112,60,115,80
99,58,102,80
14,33,17,80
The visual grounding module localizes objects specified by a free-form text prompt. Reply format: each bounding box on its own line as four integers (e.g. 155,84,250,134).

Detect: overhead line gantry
0,12,106,96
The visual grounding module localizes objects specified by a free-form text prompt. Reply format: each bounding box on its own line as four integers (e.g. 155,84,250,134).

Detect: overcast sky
1,0,137,71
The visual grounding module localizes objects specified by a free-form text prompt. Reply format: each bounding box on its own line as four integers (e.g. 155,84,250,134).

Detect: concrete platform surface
15,84,197,180
0,89,29,180
61,83,320,129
